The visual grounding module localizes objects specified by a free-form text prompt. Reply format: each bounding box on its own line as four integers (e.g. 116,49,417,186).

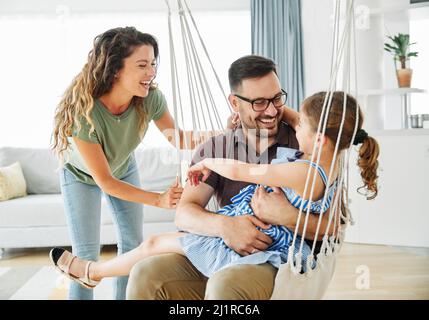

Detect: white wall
0,0,250,14
0,1,251,148
345,129,429,248
410,6,429,116
301,0,333,95
301,0,415,129
381,0,411,129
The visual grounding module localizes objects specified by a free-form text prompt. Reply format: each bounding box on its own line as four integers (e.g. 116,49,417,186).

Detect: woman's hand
156,177,183,209
187,159,212,186
226,113,240,130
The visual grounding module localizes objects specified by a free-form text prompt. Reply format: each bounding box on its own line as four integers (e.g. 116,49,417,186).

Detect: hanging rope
165,0,231,209
166,0,184,181
287,0,358,274
166,0,361,299
182,0,232,114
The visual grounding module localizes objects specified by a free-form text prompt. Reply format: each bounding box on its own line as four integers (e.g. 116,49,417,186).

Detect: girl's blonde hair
302,91,380,200
52,27,159,159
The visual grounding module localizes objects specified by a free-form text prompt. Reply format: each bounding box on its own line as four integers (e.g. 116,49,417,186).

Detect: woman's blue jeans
60,157,143,300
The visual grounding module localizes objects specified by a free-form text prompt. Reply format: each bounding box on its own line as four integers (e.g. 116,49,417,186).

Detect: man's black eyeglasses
234,89,288,112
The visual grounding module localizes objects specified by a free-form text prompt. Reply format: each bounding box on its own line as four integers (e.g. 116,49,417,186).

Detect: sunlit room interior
0,0,428,300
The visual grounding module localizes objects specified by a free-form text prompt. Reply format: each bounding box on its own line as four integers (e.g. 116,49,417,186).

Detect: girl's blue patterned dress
179,147,338,277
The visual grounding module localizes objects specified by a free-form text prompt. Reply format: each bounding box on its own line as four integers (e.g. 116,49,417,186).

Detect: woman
51,27,198,300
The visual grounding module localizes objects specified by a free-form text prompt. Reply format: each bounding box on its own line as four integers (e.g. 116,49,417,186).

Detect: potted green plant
384,33,418,88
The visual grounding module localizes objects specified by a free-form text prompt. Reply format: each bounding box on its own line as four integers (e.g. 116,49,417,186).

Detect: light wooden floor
324,243,429,299
1,243,428,300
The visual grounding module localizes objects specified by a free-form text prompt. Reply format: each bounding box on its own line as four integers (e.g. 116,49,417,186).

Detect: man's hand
250,186,295,226
251,186,335,241
221,215,273,256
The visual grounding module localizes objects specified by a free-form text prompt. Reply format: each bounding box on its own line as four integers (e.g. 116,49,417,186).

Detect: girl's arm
188,158,313,192
281,106,300,130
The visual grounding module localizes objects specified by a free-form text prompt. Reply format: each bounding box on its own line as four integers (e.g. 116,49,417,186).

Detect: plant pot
396,68,413,88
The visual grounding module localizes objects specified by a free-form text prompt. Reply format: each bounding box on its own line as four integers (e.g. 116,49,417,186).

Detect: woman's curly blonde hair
52,27,159,160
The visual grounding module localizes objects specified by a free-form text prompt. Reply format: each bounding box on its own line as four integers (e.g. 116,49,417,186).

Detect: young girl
50,91,380,289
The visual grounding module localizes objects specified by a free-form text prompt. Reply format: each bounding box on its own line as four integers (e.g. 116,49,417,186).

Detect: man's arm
250,186,336,241
175,181,223,237
176,182,273,256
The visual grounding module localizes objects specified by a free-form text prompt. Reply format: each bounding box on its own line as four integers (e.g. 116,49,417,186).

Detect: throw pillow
0,147,60,194
0,162,27,201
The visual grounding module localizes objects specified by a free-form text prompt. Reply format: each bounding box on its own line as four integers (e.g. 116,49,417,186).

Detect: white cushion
0,146,180,249
136,146,193,191
0,147,60,194
0,194,175,228
0,162,27,201
0,146,194,195
0,194,65,227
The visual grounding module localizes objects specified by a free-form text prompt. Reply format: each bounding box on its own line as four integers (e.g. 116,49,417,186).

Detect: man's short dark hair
228,55,277,92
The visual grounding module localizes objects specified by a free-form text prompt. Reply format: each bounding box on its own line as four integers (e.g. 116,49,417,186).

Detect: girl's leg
104,156,143,300
60,168,102,300
89,232,185,281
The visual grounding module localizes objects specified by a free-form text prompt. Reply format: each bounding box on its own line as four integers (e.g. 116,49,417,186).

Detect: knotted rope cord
287,0,348,271
288,0,358,273
182,0,232,114
168,0,361,278
166,0,232,211
177,4,204,135
342,4,360,228
166,0,187,179
309,2,355,257
178,0,221,133
168,0,231,138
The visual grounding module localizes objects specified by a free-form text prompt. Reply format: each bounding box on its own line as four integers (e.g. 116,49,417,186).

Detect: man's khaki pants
126,253,277,300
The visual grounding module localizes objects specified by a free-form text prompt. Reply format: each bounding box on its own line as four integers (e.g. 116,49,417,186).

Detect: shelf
358,88,427,130
359,88,427,96
369,129,429,136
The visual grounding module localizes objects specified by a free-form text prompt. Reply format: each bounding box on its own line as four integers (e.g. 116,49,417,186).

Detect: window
0,9,250,148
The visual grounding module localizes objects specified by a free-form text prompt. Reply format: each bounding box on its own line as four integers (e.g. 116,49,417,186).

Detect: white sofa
0,146,190,257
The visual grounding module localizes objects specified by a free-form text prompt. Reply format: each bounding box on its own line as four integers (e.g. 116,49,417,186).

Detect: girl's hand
157,177,183,209
187,159,212,186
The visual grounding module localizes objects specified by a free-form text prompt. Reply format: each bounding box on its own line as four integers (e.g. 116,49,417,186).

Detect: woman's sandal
49,248,100,289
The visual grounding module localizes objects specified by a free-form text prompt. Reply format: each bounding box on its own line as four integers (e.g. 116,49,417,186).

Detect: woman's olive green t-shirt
64,88,167,185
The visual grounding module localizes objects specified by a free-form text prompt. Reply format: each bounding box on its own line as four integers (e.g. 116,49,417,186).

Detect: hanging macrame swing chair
165,0,359,300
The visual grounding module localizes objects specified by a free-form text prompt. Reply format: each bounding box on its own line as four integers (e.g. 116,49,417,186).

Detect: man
126,55,330,300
